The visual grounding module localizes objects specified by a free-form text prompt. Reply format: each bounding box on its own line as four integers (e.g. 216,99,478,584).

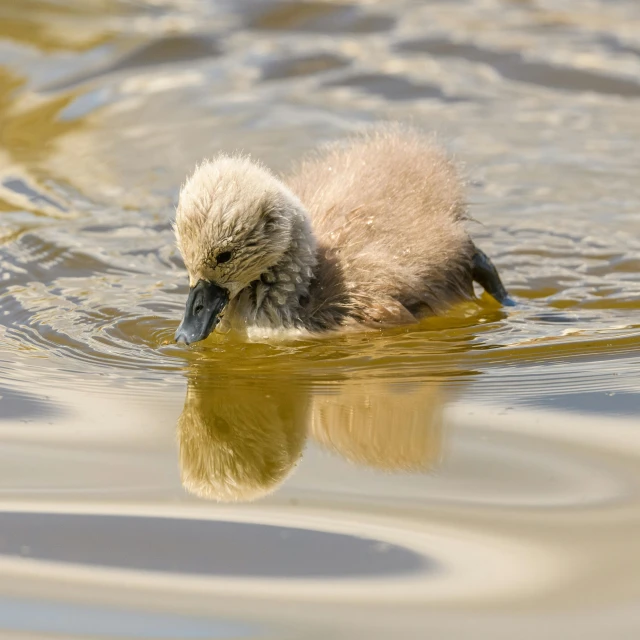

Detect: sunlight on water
0,0,640,638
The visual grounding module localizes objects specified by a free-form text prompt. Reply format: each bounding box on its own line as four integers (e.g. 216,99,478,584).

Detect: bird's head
173,155,306,344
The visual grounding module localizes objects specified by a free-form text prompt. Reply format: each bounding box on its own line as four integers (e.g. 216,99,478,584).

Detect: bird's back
285,125,475,327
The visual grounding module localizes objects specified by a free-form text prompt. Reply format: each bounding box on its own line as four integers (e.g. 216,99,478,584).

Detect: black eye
216,251,232,264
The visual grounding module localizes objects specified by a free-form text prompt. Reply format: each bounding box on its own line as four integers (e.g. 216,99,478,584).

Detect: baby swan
174,125,510,344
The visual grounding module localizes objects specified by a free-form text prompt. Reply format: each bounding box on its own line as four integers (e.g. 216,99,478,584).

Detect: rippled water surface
1,0,640,638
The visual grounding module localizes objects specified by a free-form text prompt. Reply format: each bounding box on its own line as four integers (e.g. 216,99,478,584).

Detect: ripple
397,37,640,97
0,386,64,421
244,2,395,34
0,505,568,604
324,73,461,102
1,177,67,212
260,53,350,82
0,596,258,639
531,390,640,415
46,35,223,92
0,512,426,578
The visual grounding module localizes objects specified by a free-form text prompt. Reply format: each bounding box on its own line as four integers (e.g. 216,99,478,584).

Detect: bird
173,123,511,344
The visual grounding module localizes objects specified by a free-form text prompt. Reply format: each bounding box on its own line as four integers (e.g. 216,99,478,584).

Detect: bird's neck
229,209,318,332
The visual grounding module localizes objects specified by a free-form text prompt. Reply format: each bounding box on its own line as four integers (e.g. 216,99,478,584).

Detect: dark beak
175,280,229,345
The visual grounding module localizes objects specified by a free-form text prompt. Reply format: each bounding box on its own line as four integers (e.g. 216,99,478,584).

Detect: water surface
1,0,640,638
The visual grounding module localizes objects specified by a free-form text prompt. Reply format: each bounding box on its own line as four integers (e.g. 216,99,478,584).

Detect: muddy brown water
1,0,640,638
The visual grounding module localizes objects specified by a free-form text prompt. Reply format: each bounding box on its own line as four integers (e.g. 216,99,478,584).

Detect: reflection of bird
177,376,308,502
310,380,444,472
173,123,511,344
176,364,447,501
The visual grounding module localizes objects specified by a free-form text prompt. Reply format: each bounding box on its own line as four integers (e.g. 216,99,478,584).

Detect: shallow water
1,0,640,637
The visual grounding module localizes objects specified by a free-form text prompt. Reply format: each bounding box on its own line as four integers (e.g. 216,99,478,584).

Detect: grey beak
175,280,229,345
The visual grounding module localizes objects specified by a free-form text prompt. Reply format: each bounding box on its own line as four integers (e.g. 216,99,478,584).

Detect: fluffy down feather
174,124,489,339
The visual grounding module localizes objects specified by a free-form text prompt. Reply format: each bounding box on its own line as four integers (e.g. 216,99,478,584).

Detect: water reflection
177,371,309,501
310,378,445,472
178,366,448,501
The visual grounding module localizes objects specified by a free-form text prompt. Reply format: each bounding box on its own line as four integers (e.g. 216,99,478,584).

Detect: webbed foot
472,246,515,306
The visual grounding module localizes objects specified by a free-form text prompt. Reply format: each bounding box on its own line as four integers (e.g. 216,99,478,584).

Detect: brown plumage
174,124,509,343
287,125,474,330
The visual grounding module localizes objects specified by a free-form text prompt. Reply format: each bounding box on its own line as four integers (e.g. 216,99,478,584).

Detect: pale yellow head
174,155,304,297
173,155,316,344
